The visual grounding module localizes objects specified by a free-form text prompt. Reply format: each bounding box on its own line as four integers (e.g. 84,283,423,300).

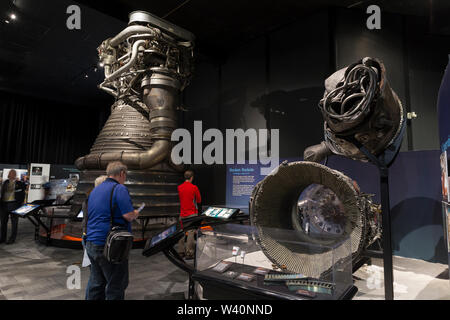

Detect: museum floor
0,219,448,300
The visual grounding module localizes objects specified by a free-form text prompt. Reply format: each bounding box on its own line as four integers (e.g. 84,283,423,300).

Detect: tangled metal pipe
75,11,194,171
321,62,377,129
304,57,405,165
103,40,147,84
109,25,157,47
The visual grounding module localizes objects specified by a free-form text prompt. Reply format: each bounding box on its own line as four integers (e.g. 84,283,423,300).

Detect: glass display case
193,223,356,300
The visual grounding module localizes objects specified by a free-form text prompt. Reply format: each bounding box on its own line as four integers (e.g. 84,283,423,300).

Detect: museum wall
334,8,450,151
328,151,446,264
184,11,332,206
405,16,450,151
182,60,224,206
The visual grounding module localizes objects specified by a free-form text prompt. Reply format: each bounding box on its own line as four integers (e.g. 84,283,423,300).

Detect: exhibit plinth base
192,264,358,300
344,136,397,300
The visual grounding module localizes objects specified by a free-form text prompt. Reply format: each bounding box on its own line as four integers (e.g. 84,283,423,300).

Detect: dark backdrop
0,90,109,165
184,8,450,206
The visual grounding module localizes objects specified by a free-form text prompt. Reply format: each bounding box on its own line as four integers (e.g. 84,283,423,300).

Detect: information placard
202,206,239,219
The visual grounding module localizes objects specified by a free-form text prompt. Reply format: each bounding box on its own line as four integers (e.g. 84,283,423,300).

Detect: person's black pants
0,202,19,243
84,240,129,300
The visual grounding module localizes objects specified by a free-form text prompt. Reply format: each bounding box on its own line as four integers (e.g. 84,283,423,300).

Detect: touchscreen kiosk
150,224,178,247
12,204,41,217
143,223,184,257
202,206,239,220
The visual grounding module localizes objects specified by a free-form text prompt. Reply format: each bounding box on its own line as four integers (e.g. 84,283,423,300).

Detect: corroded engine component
304,57,405,165
249,161,381,277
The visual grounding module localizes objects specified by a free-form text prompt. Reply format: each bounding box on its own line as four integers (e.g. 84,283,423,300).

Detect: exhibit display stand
142,211,250,299
12,199,80,247
362,158,395,300
346,137,400,300
193,224,357,300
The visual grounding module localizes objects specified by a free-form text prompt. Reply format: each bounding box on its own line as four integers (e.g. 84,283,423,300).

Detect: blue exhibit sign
225,164,265,213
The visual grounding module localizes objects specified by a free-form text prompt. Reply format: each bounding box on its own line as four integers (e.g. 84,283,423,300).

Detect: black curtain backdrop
0,90,110,165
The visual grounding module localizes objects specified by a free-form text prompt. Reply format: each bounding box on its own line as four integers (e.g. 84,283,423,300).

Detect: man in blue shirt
84,161,139,300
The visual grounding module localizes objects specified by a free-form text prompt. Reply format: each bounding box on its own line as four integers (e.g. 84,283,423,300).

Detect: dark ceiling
0,0,126,106
75,0,450,58
0,0,449,106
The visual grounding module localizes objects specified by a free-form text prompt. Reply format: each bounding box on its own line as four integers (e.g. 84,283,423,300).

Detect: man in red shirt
177,170,201,259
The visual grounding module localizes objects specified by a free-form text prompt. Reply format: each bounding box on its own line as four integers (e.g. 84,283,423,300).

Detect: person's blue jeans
84,239,129,300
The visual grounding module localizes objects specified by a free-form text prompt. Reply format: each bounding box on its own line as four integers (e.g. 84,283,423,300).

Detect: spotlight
4,19,10,24
10,13,16,20
85,74,89,78
98,62,105,68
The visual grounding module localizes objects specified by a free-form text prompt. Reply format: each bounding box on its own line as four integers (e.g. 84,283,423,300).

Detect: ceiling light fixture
4,19,10,24
10,13,16,20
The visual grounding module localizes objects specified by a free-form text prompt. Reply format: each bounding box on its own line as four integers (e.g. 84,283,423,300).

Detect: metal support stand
27,214,51,245
139,217,151,240
144,215,249,300
378,165,394,300
163,247,194,273
347,138,396,300
163,246,196,300
25,207,73,246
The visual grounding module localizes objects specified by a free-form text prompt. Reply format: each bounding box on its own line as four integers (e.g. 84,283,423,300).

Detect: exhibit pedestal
192,264,358,300
378,166,394,300
194,224,356,300
349,138,397,300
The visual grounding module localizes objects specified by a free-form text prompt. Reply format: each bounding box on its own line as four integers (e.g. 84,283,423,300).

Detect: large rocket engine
67,11,195,239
